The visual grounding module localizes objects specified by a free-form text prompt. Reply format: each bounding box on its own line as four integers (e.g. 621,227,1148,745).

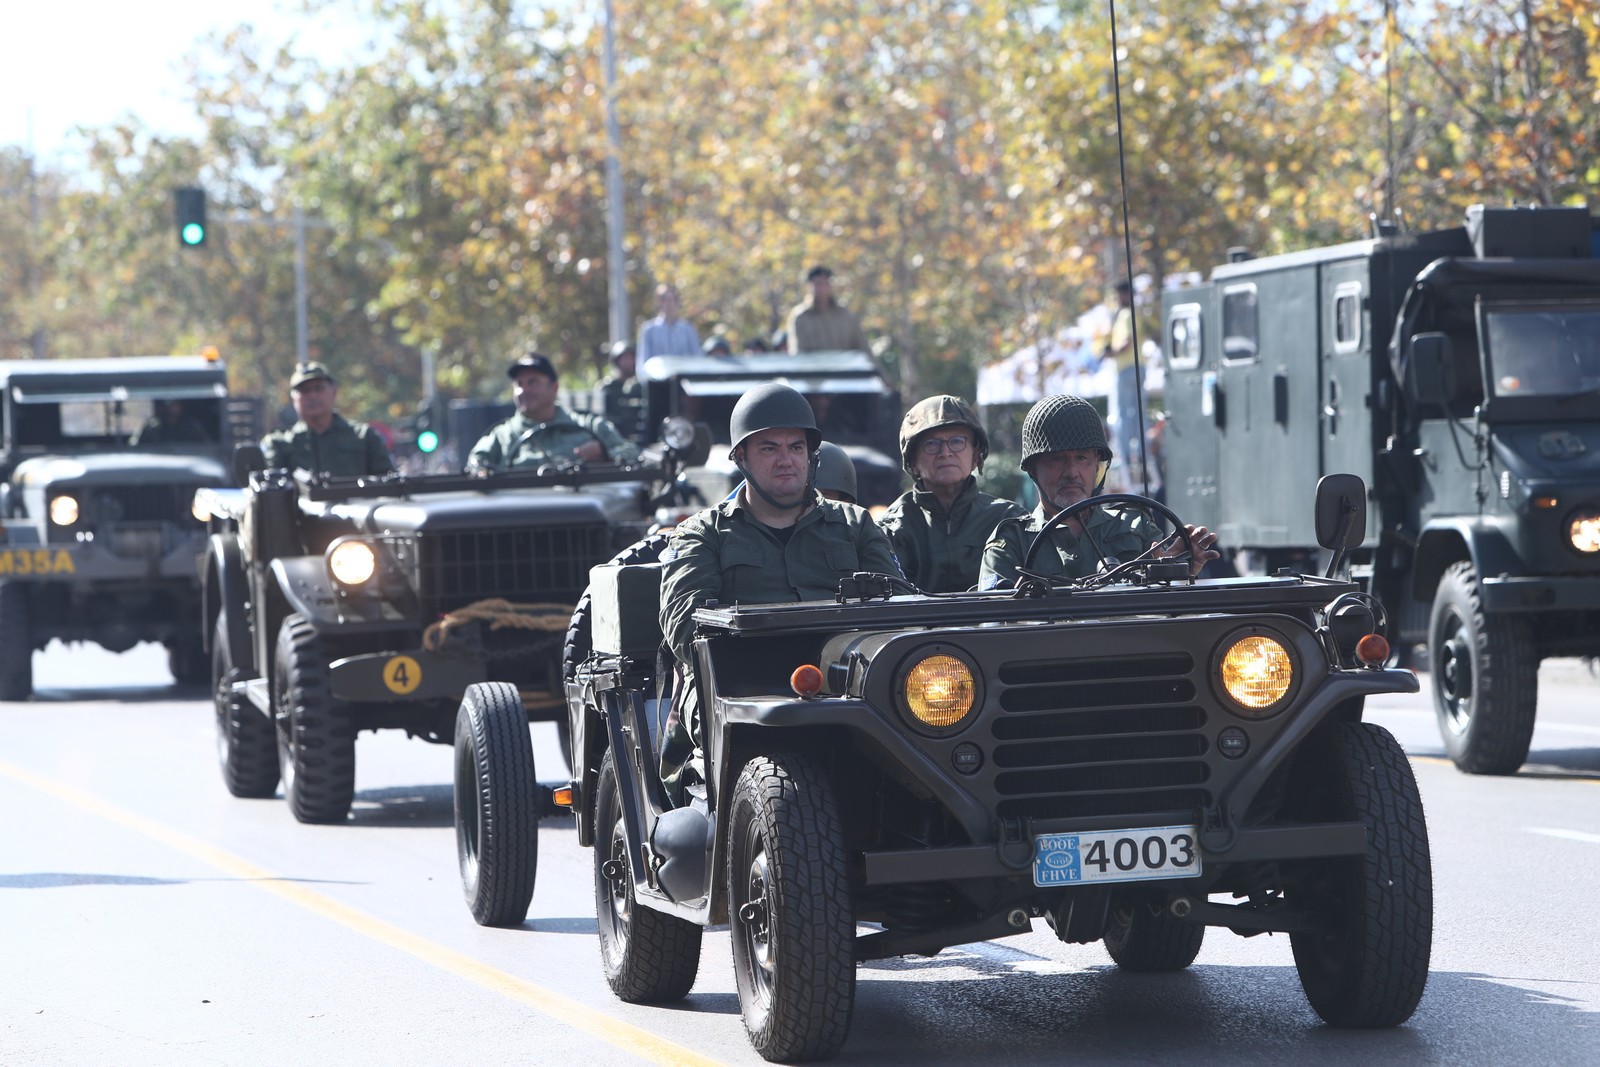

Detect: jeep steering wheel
1021,492,1198,582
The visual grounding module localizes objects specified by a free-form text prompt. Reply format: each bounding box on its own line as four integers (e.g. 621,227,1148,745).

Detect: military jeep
0,355,247,699
198,421,707,824
451,476,1431,1061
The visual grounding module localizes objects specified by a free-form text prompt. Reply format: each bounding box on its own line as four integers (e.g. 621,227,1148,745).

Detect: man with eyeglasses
878,395,1025,592
980,394,1217,588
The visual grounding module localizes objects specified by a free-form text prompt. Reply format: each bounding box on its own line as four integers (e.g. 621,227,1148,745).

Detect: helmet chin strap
735,450,820,512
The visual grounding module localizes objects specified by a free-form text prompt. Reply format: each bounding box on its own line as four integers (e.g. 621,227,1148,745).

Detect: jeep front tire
274,614,355,824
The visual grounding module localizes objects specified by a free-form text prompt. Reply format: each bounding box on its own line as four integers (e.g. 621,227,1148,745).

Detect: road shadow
1518,748,1600,779
20,682,189,705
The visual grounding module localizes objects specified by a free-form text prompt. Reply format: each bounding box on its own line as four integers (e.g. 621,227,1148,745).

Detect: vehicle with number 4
453,474,1432,1061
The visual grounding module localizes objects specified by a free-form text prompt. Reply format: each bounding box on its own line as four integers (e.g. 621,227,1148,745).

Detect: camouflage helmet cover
898,394,989,475
727,382,821,459
1020,394,1111,471
814,441,858,503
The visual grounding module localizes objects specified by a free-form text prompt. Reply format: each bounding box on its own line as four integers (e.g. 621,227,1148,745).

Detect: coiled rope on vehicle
422,599,576,653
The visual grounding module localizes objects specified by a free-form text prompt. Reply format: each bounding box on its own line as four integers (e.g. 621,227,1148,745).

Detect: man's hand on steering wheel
1155,523,1221,577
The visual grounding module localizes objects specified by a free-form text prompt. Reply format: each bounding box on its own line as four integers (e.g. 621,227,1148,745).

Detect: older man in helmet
979,394,1218,588
878,395,1025,592
657,383,900,792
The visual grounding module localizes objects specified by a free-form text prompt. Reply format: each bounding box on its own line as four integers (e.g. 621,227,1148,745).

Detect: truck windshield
1482,307,1600,399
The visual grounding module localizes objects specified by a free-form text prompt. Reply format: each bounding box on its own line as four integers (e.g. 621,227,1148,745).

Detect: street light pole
602,0,630,346
293,205,310,367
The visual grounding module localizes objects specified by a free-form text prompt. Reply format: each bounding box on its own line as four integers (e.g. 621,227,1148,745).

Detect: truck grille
93,486,205,526
395,525,611,617
989,653,1210,822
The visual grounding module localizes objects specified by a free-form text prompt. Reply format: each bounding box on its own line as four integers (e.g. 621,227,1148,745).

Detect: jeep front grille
990,652,1210,821
395,525,611,617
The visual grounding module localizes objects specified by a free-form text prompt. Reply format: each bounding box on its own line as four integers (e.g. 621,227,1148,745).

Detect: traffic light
175,186,207,248
414,403,440,454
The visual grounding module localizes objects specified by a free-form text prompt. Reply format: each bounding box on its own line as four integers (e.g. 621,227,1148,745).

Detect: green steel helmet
898,394,989,475
1020,394,1111,471
727,382,821,458
814,441,857,503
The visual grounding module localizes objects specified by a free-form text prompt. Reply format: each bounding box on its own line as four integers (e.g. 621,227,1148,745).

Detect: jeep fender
204,533,253,673
268,556,341,630
1410,519,1520,602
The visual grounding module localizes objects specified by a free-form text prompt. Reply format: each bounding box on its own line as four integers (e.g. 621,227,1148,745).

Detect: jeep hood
324,489,614,533
13,453,227,488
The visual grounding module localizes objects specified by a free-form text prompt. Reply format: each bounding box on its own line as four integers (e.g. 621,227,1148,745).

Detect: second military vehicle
1163,204,1600,775
0,354,247,699
452,477,1430,1062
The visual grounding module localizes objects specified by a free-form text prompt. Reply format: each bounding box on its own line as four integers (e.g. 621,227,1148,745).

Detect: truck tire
1428,560,1538,774
0,582,32,701
213,616,279,799
729,754,854,1062
168,634,210,686
562,532,673,680
454,682,538,927
1103,900,1204,972
1290,722,1432,1028
594,749,702,1002
274,614,356,824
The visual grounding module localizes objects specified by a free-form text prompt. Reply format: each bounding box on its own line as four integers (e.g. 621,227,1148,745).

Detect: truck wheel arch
1410,523,1520,604
204,533,253,675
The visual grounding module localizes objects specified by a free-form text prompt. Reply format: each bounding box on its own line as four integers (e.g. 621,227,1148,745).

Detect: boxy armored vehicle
0,354,247,699
199,420,707,823
1163,204,1600,774
451,478,1430,1061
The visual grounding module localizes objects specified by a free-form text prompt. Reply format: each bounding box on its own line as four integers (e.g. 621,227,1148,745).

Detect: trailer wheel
454,682,538,927
0,582,32,701
1103,900,1204,972
729,754,855,1062
593,749,701,1002
1290,722,1432,1028
1428,560,1538,774
213,616,279,798
274,614,355,824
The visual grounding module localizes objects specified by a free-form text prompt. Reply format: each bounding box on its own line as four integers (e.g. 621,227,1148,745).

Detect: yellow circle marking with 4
383,655,423,695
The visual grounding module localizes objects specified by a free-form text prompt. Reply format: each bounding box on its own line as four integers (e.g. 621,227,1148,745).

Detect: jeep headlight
48,495,80,527
902,652,977,730
1218,633,1293,716
661,416,696,451
328,539,378,587
1568,509,1600,554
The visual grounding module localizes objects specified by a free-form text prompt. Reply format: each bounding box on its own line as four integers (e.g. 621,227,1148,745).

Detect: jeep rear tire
213,616,279,799
594,749,701,1002
454,682,539,927
729,754,854,1062
274,614,356,824
1290,722,1432,1028
1429,560,1538,774
1103,900,1204,972
0,582,32,701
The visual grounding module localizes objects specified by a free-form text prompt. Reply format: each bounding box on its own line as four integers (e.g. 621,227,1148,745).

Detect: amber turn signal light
791,664,824,698
1355,633,1390,666
551,785,574,808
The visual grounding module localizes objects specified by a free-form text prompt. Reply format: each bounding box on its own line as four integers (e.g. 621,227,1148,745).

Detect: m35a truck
1163,204,1600,775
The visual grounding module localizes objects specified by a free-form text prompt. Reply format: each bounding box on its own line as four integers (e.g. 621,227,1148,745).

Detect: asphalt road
3,643,1598,1066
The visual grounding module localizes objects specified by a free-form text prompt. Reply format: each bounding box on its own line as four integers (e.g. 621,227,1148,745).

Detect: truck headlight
901,651,977,730
48,495,80,527
1568,509,1600,554
328,539,378,587
1217,633,1293,716
661,416,696,451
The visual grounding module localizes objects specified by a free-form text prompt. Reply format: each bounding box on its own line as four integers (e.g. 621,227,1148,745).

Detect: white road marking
1527,827,1600,846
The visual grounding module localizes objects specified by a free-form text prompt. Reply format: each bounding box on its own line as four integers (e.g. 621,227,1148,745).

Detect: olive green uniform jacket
785,299,870,353
878,477,1025,593
979,502,1159,589
657,491,900,790
466,406,640,470
261,414,394,477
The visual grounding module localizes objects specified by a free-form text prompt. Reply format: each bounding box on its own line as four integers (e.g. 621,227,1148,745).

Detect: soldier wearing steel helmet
979,394,1218,588
656,383,900,792
814,441,860,504
878,395,1026,592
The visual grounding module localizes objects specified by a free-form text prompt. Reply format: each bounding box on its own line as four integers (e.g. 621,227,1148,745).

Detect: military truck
199,420,708,824
0,354,250,699
636,350,904,507
451,478,1430,1061
1162,204,1600,775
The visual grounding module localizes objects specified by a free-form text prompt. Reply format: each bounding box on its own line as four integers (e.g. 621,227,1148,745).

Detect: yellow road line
0,758,725,1067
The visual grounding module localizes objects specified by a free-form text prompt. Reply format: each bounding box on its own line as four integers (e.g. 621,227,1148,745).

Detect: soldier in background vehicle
814,440,859,505
468,352,640,472
787,265,870,353
703,335,733,356
657,383,900,794
592,341,645,442
132,398,212,446
980,394,1216,588
261,362,394,478
879,395,1023,592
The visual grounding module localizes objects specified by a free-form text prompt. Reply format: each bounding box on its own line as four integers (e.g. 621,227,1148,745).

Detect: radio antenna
1106,0,1148,495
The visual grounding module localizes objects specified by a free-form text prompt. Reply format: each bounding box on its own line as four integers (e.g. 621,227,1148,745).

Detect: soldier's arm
849,318,870,353
856,514,904,579
260,432,287,469
588,413,640,465
877,509,919,587
658,519,723,664
366,427,396,475
465,427,502,472
979,521,1026,590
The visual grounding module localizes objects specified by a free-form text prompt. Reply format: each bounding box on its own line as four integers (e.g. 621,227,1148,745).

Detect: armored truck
0,354,246,699
451,479,1430,1062
199,421,707,824
1163,204,1600,775
637,350,904,507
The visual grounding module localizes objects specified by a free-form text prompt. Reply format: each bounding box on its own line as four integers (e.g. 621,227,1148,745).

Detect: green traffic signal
416,429,441,453
181,222,205,246
174,186,207,249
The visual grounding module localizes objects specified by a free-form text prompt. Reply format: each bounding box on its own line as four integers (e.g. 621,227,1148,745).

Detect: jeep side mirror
1315,473,1367,551
232,443,268,487
1407,332,1456,405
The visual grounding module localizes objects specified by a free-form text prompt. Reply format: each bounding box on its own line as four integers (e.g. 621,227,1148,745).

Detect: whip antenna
1106,0,1148,495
